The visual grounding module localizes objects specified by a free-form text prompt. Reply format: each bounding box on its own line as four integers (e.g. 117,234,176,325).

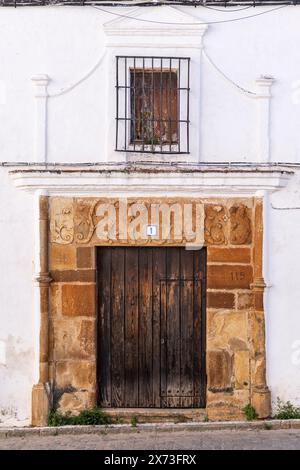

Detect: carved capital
34,272,52,286
251,277,266,291
31,74,50,98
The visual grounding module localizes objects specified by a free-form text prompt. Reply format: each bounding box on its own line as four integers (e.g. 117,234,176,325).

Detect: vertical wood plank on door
152,248,166,407
193,250,204,407
124,248,139,407
97,248,112,407
160,275,167,408
138,248,153,407
111,248,125,407
166,248,181,407
180,249,194,408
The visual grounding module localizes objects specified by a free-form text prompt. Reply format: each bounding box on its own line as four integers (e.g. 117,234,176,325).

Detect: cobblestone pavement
0,429,300,450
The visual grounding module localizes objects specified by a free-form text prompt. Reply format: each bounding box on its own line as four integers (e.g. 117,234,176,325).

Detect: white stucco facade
0,4,300,425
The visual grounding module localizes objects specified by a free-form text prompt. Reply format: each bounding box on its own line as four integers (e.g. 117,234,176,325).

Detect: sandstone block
53,318,95,360
51,270,95,282
50,283,61,317
62,284,95,317
207,291,235,309
206,389,250,421
207,265,253,290
77,247,94,269
207,310,248,351
55,361,96,390
58,391,96,415
237,292,254,310
207,247,251,264
31,383,49,427
234,351,250,389
49,244,76,270
252,388,271,419
207,349,233,392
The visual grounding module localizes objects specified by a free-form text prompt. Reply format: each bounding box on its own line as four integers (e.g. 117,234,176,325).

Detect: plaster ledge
8,163,293,197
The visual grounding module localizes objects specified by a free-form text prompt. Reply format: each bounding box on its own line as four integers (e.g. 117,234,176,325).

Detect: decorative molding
31,74,50,164
103,6,207,163
204,204,227,245
34,272,52,286
50,198,74,245
49,197,258,248
251,277,267,291
74,199,97,244
10,164,293,197
229,204,252,245
103,6,207,48
255,76,274,163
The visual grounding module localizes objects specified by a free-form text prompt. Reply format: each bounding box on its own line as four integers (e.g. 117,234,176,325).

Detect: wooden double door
97,247,206,408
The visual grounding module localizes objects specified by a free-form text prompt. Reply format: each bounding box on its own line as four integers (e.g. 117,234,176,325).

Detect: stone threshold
103,408,207,423
0,420,300,438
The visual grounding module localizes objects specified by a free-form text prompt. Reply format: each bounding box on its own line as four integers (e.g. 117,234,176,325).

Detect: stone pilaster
32,195,52,426
250,200,271,418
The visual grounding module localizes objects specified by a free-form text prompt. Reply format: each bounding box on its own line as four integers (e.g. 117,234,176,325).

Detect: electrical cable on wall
46,3,284,98
48,49,107,97
0,1,295,8
202,50,257,96
91,4,288,25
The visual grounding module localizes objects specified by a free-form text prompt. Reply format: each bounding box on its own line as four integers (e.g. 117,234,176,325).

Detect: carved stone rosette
230,204,252,245
204,204,228,245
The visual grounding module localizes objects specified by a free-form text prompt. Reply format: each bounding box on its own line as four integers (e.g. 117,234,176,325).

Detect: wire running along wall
0,1,296,6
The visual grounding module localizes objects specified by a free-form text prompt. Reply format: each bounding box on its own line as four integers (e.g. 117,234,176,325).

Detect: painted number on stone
230,271,245,281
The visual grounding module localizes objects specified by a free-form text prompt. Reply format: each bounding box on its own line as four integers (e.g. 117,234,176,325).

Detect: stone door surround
31,195,270,425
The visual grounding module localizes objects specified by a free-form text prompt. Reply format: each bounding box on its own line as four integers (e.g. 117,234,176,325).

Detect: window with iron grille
115,56,190,154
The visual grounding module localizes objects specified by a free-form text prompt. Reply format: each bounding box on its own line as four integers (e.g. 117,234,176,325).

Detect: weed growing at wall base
130,415,138,428
274,398,300,419
48,408,112,426
242,404,258,421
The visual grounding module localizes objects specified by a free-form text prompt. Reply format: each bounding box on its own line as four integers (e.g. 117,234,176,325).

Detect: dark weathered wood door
97,247,206,408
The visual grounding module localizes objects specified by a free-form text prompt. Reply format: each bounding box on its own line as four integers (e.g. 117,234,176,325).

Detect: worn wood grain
97,248,112,407
138,248,153,406
124,248,139,407
97,247,206,409
110,248,125,407
180,249,194,407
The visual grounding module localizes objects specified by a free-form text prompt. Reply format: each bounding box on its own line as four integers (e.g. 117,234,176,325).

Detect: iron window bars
115,56,190,154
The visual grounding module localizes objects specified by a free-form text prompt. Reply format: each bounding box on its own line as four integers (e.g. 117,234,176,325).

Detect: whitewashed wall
0,5,300,424
0,168,37,426
267,174,300,408
0,6,300,164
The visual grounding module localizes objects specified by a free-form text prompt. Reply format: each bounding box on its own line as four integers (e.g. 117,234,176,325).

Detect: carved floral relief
74,199,97,244
205,205,228,245
50,199,74,245
229,204,252,245
50,198,252,246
